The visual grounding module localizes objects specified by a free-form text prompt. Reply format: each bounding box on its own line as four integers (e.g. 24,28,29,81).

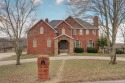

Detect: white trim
28,19,57,33
44,20,57,33
54,34,74,39
65,16,85,28
54,20,73,29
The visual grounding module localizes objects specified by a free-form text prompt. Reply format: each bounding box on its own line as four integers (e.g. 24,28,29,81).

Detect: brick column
54,39,58,56
69,39,74,54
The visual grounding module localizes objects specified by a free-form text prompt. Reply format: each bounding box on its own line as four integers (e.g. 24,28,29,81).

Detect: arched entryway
54,34,74,56
58,40,69,53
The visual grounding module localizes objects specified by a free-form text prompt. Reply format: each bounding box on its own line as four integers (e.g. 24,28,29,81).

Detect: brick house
27,16,99,55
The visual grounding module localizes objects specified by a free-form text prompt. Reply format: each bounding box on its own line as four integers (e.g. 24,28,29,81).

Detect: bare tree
0,0,39,65
68,0,125,64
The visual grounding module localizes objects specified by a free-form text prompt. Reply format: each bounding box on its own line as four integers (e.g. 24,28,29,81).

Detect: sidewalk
0,56,125,66
0,52,26,60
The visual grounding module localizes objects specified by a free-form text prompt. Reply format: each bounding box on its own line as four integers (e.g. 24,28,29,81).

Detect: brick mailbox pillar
37,55,50,80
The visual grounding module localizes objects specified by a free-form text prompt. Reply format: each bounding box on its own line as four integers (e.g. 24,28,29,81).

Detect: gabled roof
28,19,57,33
74,18,98,29
48,20,62,28
54,20,73,29
54,34,74,39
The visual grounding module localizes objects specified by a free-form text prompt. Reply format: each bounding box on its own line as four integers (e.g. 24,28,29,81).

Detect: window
74,40,82,47
33,38,37,47
93,30,96,35
62,28,65,34
86,30,89,35
79,29,83,35
40,27,44,34
47,39,51,47
73,29,77,35
87,40,94,47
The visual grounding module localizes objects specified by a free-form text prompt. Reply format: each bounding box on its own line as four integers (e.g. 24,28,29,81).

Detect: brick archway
54,34,74,55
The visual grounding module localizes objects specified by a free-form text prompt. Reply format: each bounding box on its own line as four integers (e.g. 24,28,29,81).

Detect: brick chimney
45,18,49,23
93,16,98,28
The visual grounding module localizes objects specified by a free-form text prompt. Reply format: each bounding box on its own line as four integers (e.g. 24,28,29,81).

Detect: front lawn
0,60,125,83
73,53,125,57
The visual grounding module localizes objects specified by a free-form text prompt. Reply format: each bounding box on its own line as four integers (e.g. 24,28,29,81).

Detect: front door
59,40,69,53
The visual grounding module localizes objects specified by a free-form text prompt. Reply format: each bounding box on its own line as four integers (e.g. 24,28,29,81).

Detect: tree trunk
110,45,117,64
16,53,21,65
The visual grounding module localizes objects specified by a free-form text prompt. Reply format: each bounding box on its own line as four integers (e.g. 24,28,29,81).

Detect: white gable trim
28,19,57,33
44,20,57,33
65,16,85,28
54,20,73,29
54,34,74,39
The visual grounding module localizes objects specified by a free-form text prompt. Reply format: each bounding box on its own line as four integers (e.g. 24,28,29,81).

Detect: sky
35,0,69,21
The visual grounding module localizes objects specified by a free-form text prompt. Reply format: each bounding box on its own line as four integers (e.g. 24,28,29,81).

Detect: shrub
116,49,124,54
75,47,84,53
87,47,98,53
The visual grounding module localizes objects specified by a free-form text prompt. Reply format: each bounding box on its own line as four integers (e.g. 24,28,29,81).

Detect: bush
116,49,124,54
87,47,98,53
75,47,84,53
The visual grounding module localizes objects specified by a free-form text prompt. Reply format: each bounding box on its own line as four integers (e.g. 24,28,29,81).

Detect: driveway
0,52,26,60
0,56,125,66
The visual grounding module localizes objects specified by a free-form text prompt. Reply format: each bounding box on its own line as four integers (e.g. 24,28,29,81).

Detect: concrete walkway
0,56,125,66
0,52,26,60
85,80,125,83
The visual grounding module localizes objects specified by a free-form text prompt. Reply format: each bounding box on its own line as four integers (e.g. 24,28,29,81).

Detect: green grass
0,60,62,83
73,53,125,57
0,60,125,83
61,60,125,82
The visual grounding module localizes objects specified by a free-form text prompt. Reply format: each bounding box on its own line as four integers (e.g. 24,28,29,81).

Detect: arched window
62,28,65,34
74,40,82,47
47,39,51,47
87,40,94,47
40,27,44,34
33,38,37,47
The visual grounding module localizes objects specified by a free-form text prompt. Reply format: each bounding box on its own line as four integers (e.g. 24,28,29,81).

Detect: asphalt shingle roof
74,18,98,29
48,20,62,28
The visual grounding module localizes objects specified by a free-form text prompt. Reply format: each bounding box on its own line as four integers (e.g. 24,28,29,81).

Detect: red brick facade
27,16,99,55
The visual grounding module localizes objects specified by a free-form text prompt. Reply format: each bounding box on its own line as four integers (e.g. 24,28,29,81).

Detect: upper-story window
33,38,37,47
40,27,44,34
86,30,89,35
73,29,77,35
79,29,83,35
87,40,94,47
62,28,65,34
74,40,82,47
93,30,96,35
47,39,51,47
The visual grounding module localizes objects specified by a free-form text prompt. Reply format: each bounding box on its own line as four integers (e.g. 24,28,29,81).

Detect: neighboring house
104,43,125,54
27,16,99,55
0,38,27,53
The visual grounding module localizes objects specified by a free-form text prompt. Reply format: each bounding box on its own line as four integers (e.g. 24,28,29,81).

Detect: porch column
54,39,58,56
69,39,74,54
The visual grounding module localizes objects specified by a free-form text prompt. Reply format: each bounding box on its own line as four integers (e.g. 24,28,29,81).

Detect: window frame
47,39,51,47
79,29,83,35
87,40,94,47
40,27,44,34
74,40,82,47
62,28,65,34
33,38,37,47
86,30,89,35
93,30,96,35
73,29,77,35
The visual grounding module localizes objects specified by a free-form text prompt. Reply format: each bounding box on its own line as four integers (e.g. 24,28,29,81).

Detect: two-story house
27,16,99,55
